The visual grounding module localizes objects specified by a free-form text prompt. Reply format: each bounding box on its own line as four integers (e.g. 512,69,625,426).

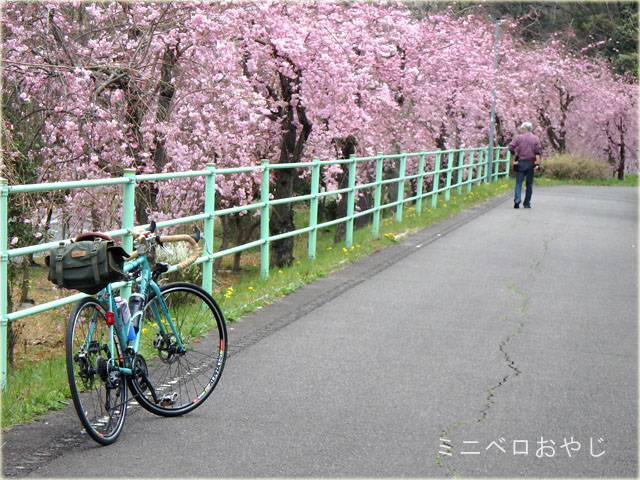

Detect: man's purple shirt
508,132,542,162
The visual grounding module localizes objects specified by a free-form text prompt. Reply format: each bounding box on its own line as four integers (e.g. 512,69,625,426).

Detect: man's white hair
520,122,533,131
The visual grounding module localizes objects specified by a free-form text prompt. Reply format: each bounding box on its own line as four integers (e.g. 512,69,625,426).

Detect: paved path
2,185,637,478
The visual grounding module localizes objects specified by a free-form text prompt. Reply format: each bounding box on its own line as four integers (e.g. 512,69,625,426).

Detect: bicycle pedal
159,392,178,406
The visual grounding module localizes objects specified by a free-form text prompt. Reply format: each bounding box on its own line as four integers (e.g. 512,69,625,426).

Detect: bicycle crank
131,354,162,405
96,356,109,383
132,354,150,392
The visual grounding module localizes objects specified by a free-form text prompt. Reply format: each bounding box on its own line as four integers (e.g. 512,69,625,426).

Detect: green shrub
542,154,612,180
156,240,202,284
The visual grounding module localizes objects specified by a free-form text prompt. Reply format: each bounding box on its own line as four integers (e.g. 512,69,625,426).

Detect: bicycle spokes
67,298,127,445
127,283,226,417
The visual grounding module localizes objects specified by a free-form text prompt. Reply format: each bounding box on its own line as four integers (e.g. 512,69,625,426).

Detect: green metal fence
0,146,510,388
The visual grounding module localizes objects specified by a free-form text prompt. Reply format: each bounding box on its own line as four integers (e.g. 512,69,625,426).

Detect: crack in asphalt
478,319,525,423
438,233,552,476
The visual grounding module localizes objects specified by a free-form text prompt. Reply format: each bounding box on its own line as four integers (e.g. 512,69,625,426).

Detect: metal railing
0,146,510,388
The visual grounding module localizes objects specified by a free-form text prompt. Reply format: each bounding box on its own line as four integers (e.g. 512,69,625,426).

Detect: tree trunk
135,45,178,226
538,110,564,153
269,74,312,268
19,257,31,305
213,215,230,274
617,126,626,180
6,267,21,367
332,171,349,243
233,215,244,272
270,162,297,267
333,136,357,243
354,189,373,229
240,43,312,268
6,277,14,366
495,114,506,146
435,123,448,150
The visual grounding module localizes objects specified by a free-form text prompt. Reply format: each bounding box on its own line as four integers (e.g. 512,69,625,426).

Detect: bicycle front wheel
129,282,227,417
66,297,127,445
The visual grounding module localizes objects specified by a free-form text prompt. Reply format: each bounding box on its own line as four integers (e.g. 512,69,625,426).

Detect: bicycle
65,222,227,445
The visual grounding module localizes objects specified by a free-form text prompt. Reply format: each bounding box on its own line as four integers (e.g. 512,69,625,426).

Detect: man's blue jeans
514,162,535,206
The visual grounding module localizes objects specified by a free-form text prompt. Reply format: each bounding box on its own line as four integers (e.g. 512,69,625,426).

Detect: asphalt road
2,185,637,478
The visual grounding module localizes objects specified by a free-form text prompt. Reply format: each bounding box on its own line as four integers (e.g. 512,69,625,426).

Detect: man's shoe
524,204,531,209
514,203,520,209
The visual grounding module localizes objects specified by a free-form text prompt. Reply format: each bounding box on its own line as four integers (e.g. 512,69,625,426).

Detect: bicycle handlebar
157,234,201,269
127,232,201,271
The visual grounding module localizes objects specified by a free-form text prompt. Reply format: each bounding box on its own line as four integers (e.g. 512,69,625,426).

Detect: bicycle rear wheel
66,298,127,445
128,282,227,416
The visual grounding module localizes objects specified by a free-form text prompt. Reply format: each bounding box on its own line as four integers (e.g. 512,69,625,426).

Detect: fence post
416,151,425,215
456,150,465,195
202,163,216,294
346,158,356,248
0,178,8,390
308,158,320,260
431,151,441,209
395,153,406,223
444,151,454,202
490,147,495,181
467,150,475,192
260,160,270,280
477,150,484,186
493,147,501,181
372,153,384,238
485,147,491,183
121,169,136,300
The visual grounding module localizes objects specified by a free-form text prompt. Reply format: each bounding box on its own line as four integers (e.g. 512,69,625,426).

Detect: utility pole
487,19,504,183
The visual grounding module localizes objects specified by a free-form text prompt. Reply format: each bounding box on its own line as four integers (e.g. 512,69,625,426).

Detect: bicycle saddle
75,232,116,243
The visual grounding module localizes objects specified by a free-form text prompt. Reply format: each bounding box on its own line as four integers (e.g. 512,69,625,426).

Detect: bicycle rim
129,282,227,416
66,298,127,445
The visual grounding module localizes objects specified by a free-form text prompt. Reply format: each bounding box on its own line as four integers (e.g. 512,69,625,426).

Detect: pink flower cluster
2,1,636,232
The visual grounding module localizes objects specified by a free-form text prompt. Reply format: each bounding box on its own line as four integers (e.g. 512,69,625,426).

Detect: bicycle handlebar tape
158,234,201,270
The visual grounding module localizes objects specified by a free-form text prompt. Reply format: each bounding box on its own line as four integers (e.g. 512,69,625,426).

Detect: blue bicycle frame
97,253,185,378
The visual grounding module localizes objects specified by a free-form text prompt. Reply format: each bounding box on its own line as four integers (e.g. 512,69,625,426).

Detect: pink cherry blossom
1,1,636,242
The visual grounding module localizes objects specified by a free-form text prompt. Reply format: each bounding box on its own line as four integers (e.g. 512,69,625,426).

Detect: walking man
509,122,542,209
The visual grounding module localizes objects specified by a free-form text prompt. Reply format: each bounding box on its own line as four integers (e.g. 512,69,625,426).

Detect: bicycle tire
128,282,227,417
66,297,127,445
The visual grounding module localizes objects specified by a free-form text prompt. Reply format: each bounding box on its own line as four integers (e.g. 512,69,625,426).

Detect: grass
537,173,638,187
1,173,635,427
2,356,70,427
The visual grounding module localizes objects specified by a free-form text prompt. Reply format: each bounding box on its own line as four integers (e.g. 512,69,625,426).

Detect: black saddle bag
45,237,129,294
